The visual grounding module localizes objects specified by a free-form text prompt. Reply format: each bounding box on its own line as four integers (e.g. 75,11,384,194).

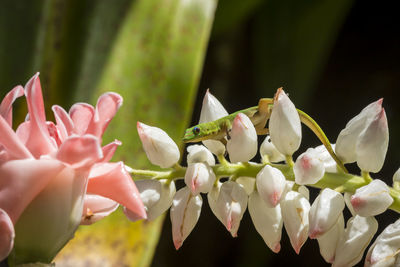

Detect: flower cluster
0,74,146,264
131,89,400,267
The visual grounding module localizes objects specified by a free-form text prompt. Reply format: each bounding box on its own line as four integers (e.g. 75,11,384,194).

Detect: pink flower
0,73,146,263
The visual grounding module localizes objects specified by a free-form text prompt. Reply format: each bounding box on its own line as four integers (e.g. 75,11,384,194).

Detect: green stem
130,162,400,214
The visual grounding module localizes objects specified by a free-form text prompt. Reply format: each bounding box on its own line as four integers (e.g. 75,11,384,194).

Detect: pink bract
0,73,146,262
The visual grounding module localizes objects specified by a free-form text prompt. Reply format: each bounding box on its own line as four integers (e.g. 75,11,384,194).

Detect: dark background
152,0,400,266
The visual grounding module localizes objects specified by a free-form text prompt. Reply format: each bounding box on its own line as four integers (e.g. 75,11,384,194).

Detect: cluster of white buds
130,89,399,266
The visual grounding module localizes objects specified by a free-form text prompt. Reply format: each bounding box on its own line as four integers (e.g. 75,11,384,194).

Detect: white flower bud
356,108,389,173
281,191,310,254
187,144,215,166
184,163,216,195
294,148,325,185
336,99,383,163
256,165,286,207
260,135,285,163
217,181,248,237
137,122,180,168
134,179,176,221
298,185,310,201
333,215,378,267
248,190,283,253
317,214,344,263
199,90,228,155
227,113,257,163
207,181,223,224
393,167,400,183
236,177,255,195
351,179,393,217
344,192,356,216
314,144,337,173
365,219,400,267
170,187,202,250
309,188,345,239
269,88,302,156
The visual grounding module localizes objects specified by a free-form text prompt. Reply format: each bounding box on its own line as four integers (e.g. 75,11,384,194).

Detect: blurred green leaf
252,0,354,106
212,0,264,35
55,0,216,266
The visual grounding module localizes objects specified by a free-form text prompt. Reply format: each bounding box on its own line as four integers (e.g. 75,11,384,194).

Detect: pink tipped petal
0,209,14,261
0,158,64,223
0,85,24,126
80,194,119,225
69,103,95,135
0,116,32,159
101,140,122,162
56,135,103,169
46,121,62,147
87,162,147,220
52,105,74,141
87,93,123,138
24,74,56,157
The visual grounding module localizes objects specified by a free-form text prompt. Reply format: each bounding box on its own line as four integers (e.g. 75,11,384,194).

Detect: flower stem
130,162,400,213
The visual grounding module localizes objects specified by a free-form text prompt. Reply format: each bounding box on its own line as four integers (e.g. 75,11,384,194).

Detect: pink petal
0,85,24,126
0,209,14,261
86,162,147,220
0,116,32,159
56,134,103,169
69,103,94,135
46,121,62,147
101,140,122,163
52,105,74,141
80,194,119,225
0,158,64,223
24,73,55,157
86,93,122,138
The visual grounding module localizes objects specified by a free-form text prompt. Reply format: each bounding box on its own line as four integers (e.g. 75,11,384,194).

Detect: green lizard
183,93,348,173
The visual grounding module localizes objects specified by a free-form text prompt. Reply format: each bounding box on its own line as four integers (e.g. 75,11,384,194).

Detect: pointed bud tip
272,243,281,253
174,240,182,250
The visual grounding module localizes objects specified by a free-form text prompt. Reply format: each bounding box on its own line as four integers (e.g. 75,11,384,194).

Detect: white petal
217,181,248,237
184,163,216,195
207,181,223,224
170,187,202,250
309,188,345,239
236,177,255,195
260,135,285,163
317,214,344,263
335,99,382,163
333,215,378,267
344,192,356,216
269,88,302,156
137,122,180,168
199,90,228,155
294,148,325,185
187,144,215,166
298,185,310,201
256,165,286,207
393,167,400,183
356,108,389,173
248,190,283,253
281,191,310,254
134,179,176,221
227,113,257,163
365,219,400,267
314,144,337,173
199,89,228,123
351,179,393,217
